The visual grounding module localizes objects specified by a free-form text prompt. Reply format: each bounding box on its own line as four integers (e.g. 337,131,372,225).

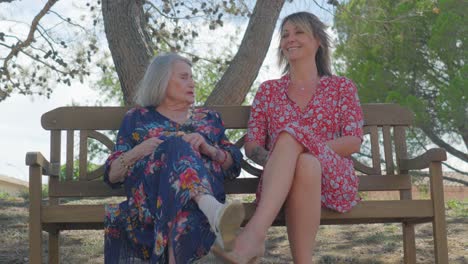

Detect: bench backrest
40,104,413,199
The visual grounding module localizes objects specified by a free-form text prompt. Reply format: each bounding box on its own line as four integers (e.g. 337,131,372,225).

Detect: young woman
228,12,364,264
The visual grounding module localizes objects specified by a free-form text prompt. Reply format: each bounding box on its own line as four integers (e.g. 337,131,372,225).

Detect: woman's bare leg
231,132,305,259
285,153,321,264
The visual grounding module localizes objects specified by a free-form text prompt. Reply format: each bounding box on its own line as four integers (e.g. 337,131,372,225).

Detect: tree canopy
334,0,467,167
0,0,285,105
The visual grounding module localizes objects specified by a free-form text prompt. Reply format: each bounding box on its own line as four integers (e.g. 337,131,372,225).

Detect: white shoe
213,200,245,251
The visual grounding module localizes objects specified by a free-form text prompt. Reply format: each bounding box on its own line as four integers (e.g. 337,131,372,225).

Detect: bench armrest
25,152,60,176
398,148,447,170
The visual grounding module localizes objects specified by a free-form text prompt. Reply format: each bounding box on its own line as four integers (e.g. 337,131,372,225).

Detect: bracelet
119,153,131,171
217,149,228,165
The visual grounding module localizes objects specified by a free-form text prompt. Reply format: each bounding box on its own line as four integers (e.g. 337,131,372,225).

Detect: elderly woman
103,53,244,264
226,12,364,264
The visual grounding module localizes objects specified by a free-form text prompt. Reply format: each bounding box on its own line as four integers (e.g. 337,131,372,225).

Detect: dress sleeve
246,82,269,147
212,111,243,180
338,78,364,141
103,110,137,189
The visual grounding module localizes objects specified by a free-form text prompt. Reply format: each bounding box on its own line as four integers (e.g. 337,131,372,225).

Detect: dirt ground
0,197,466,264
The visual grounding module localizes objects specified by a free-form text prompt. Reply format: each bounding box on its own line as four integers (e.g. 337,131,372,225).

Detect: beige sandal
213,200,245,251
212,249,262,264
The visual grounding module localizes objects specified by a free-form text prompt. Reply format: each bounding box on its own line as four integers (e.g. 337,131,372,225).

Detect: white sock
197,195,224,230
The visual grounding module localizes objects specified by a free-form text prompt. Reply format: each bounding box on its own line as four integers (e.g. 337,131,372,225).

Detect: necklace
291,76,320,93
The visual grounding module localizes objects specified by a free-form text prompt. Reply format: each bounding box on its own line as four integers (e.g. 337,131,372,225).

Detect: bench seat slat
261,200,434,226
41,200,433,227
49,175,412,197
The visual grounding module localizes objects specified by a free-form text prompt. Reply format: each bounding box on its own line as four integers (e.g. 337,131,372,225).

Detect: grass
0,196,467,263
15,184,49,202
446,199,468,217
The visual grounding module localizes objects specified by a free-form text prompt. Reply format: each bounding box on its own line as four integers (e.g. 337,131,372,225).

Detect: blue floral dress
103,107,242,264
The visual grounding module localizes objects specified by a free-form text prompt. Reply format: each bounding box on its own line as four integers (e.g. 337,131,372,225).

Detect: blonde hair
278,12,332,76
134,53,192,107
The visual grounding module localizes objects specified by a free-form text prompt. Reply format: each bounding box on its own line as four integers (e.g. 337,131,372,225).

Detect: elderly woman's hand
182,133,216,157
108,137,163,183
131,137,164,159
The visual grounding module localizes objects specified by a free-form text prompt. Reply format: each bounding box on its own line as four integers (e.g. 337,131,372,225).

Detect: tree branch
48,10,88,31
312,0,336,16
1,0,58,84
18,49,69,75
421,126,468,162
412,172,468,186
441,161,468,177
410,128,468,176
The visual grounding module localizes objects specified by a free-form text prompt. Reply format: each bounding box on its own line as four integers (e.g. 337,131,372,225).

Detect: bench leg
433,217,449,264
402,222,416,264
48,229,60,264
29,216,42,264
430,162,449,263
29,165,43,264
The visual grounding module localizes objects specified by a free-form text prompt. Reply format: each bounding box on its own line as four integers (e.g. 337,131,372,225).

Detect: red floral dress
246,75,364,213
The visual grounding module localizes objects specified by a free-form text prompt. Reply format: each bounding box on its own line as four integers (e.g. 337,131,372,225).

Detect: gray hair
278,12,332,76
134,53,192,107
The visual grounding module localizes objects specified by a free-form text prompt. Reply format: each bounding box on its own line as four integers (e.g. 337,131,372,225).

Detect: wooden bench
26,104,449,263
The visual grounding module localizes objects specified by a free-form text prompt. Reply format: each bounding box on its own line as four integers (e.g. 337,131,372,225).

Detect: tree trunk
102,0,285,106
204,0,286,106
102,0,152,106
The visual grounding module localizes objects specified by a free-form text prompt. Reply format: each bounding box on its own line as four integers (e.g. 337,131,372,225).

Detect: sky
0,1,465,182
0,0,105,181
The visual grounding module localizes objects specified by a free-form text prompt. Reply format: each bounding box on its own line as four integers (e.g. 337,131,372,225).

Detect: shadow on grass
318,255,384,264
